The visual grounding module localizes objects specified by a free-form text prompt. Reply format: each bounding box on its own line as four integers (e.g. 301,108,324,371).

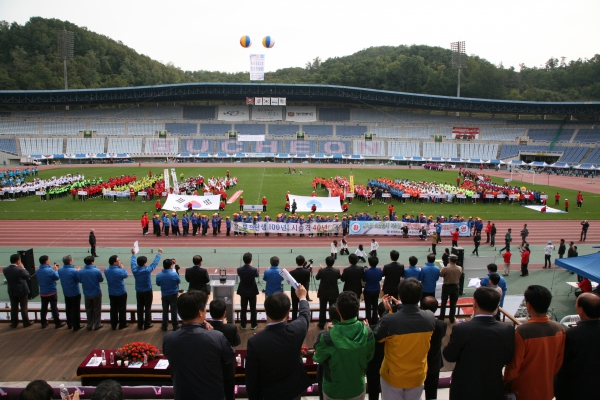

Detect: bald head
420,296,438,313
577,293,600,320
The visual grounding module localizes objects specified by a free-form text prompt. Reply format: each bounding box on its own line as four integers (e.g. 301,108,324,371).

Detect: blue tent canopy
555,252,600,283
489,159,501,164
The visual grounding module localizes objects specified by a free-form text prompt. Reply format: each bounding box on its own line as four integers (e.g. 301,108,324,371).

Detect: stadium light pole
57,29,74,109
451,41,467,116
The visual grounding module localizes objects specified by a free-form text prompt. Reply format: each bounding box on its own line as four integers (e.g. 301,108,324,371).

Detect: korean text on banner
250,54,265,81
285,106,317,122
170,168,179,192
164,169,170,192
348,221,471,236
349,175,355,195
217,106,250,121
251,106,283,121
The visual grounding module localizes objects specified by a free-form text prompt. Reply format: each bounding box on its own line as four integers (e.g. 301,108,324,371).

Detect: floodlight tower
57,29,74,90
451,41,467,117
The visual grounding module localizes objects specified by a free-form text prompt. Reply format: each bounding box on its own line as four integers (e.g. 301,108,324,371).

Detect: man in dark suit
315,256,341,329
236,252,259,330
210,299,241,400
341,254,364,299
3,253,34,328
185,255,210,294
246,285,310,400
382,250,404,298
443,286,515,400
421,296,447,400
554,292,600,400
89,229,98,257
289,255,311,320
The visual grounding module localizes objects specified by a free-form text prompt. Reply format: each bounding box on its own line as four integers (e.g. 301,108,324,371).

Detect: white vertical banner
170,168,179,192
255,97,263,105
271,98,279,105
164,168,170,192
250,54,265,81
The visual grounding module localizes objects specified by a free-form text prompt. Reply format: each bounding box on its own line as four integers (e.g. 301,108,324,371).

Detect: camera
303,258,314,272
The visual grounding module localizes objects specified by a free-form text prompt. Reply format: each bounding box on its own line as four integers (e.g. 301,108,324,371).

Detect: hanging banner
238,134,265,142
232,221,341,234
164,168,170,192
348,221,471,236
250,54,265,81
170,168,179,192
279,98,287,106
263,98,271,105
288,195,343,212
217,106,250,121
452,127,480,140
161,194,221,211
349,175,355,195
251,106,283,121
285,106,317,122
255,98,263,105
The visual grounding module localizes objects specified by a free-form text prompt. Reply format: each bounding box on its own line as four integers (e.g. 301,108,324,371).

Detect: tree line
1,17,599,102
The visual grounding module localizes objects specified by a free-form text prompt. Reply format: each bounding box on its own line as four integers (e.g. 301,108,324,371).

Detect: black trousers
109,293,128,329
424,370,440,400
318,298,336,327
41,293,61,326
182,225,189,236
192,225,198,235
240,295,257,328
432,243,437,255
85,294,102,329
161,294,179,329
521,263,529,275
363,290,379,325
439,284,459,322
90,244,97,256
64,294,81,329
290,284,310,320
136,290,153,328
9,294,28,326
163,226,170,236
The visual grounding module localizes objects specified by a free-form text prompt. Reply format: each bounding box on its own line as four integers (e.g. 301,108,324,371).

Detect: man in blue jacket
479,263,508,309
157,258,181,331
171,213,180,237
132,248,163,330
105,254,129,330
420,253,441,299
79,256,104,331
162,213,171,237
37,255,66,329
58,255,82,331
181,213,189,236
263,256,283,296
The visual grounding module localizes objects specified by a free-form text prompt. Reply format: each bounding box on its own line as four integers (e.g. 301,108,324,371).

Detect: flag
263,97,271,105
246,97,254,105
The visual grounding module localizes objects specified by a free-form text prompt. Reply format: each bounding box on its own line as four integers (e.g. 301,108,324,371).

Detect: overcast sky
2,0,599,74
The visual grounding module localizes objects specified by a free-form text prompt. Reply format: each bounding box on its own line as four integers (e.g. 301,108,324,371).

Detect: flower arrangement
115,342,159,362
300,344,314,357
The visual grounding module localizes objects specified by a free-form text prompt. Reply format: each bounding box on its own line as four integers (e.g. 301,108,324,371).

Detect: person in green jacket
313,291,375,400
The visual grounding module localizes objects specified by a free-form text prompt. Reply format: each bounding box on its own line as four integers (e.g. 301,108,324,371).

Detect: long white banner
233,221,342,234
217,106,250,121
250,54,265,81
285,106,317,122
252,106,283,121
170,168,179,192
163,168,170,192
288,195,342,212
349,221,471,236
162,194,221,211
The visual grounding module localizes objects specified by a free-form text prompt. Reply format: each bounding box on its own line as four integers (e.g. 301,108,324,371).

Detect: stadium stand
369,126,402,139
353,140,386,157
388,141,420,157
423,142,458,158
581,147,600,164
68,109,109,119
15,110,65,118
42,122,87,135
301,124,333,137
336,125,367,137
234,124,266,135
439,127,455,140
0,121,39,135
286,139,317,153
527,128,575,142
481,127,525,141
572,128,600,143
405,126,437,140
250,140,282,153
107,138,142,154
421,114,458,124
109,108,146,119
165,123,197,136
352,109,386,122
385,111,420,123
181,138,215,153
460,143,499,160
20,138,63,155
90,122,126,136
66,138,105,154
268,124,300,136
0,138,18,155
145,138,178,154
318,108,351,122
317,140,352,155
146,106,181,120
182,105,216,120
199,123,231,136
559,147,590,164
499,145,553,159
129,123,163,136
217,139,247,153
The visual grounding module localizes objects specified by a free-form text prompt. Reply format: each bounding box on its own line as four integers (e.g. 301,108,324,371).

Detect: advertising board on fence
349,221,471,236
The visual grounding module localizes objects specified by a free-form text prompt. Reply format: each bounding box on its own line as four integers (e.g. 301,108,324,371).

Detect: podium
210,279,236,323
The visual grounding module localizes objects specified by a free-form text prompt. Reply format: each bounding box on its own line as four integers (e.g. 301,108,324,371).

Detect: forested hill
1,17,599,102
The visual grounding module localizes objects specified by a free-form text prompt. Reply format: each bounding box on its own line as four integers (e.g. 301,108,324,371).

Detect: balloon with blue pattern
262,36,275,48
240,36,252,48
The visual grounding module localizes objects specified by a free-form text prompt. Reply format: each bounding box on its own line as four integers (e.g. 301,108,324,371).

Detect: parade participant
171,213,181,237
370,239,379,256
330,240,338,259
89,229,99,258
291,199,297,214
162,213,171,237
340,237,350,255
565,198,569,212
225,216,231,236
141,212,149,236
191,213,199,236
155,199,162,212
355,244,367,263
451,228,459,247
262,196,268,212
239,196,244,211
181,213,189,236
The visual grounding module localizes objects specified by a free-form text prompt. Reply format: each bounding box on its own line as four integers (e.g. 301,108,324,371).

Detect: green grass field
1,165,597,220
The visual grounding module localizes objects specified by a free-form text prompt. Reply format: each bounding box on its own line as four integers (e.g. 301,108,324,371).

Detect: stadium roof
1,83,599,115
